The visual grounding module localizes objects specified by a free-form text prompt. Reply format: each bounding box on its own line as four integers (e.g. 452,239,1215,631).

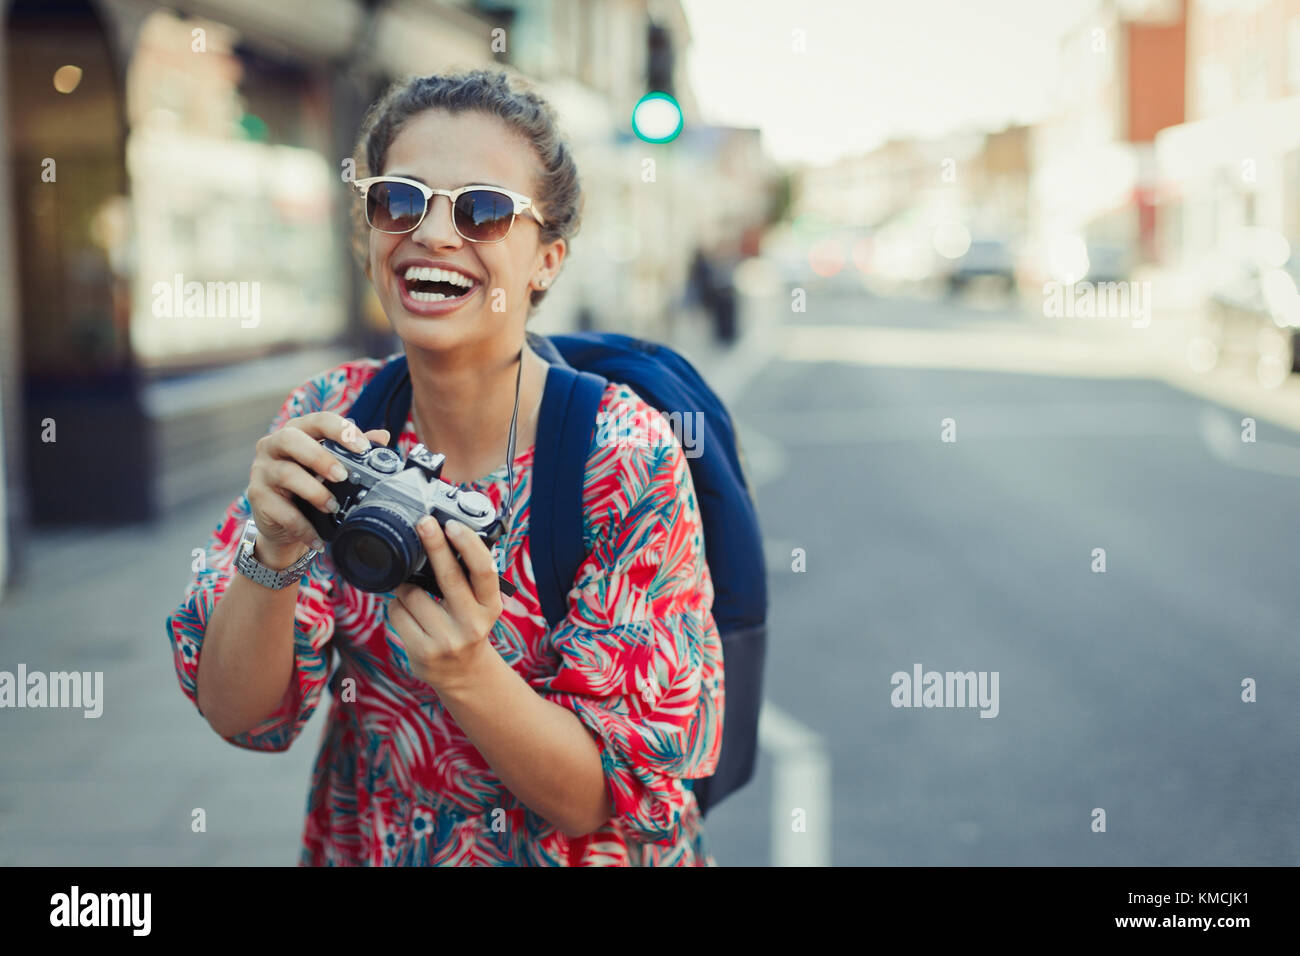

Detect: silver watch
234,518,318,589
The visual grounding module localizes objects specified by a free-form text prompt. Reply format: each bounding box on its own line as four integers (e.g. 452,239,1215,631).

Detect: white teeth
409,290,461,302
402,265,476,288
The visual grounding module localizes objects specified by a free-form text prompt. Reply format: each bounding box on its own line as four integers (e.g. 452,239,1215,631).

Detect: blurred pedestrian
708,239,739,345
685,241,739,345
687,245,714,315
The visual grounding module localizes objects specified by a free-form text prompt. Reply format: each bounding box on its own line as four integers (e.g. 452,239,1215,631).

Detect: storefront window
126,10,345,368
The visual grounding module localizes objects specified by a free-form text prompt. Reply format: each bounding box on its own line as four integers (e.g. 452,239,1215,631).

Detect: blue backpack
345,331,768,816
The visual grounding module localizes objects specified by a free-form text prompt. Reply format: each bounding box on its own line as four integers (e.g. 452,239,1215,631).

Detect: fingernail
418,516,437,534
326,499,341,513
311,538,325,552
331,465,348,482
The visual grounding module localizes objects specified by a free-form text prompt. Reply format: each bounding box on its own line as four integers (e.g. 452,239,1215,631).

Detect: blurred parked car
1083,241,1133,284
946,237,1016,295
1207,242,1300,379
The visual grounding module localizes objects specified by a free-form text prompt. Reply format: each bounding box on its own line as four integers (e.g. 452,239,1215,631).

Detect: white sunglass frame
352,175,546,242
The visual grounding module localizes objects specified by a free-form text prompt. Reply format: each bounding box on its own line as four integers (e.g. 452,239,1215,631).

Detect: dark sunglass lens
368,181,425,232
455,190,515,241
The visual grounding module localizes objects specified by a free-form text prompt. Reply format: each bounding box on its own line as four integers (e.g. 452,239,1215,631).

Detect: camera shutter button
457,491,492,518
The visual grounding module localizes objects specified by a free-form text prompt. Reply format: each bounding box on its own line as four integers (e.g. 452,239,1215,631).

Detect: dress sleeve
163,370,345,753
529,394,726,842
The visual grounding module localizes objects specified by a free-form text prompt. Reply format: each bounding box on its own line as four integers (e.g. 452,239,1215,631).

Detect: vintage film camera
293,439,517,599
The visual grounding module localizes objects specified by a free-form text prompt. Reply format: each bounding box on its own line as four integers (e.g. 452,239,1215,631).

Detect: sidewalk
0,347,361,863
0,482,327,865
887,282,1300,436
1030,302,1300,436
659,292,786,402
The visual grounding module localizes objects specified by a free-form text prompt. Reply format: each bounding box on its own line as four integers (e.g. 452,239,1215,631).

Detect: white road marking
757,402,1194,445
780,322,1167,378
759,702,832,867
1198,407,1300,478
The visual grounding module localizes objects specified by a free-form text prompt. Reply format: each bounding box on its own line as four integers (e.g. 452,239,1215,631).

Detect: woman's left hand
387,516,505,693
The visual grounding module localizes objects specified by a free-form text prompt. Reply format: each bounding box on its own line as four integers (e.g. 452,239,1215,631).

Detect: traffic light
631,91,683,144
632,21,683,144
646,22,674,95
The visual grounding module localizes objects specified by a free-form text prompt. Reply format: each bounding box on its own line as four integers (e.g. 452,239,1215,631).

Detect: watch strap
235,520,317,589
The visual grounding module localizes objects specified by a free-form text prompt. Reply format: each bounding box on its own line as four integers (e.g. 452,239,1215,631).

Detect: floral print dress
165,356,725,866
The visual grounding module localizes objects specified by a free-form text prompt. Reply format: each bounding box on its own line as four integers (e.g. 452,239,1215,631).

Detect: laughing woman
164,69,724,866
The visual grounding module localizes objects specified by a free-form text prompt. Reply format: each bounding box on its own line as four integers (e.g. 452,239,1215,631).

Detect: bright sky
681,0,1099,167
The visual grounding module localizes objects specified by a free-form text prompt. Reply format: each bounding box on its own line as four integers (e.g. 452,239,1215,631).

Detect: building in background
786,125,1028,291
1028,0,1186,281
966,125,1032,237
1155,0,1300,289
794,138,950,232
783,0,1188,294
1148,0,1300,381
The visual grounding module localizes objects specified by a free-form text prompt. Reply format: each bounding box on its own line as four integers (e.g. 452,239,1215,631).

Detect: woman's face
368,108,564,355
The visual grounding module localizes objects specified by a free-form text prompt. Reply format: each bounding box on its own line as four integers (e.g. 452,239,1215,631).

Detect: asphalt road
703,284,1300,865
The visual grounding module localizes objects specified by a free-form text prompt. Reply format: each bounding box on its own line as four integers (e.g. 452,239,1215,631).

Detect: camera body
292,438,517,599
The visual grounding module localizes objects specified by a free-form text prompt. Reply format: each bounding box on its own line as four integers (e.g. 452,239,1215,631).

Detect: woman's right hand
245,413,391,567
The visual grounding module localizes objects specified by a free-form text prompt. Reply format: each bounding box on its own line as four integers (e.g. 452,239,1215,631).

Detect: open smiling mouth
401,265,480,303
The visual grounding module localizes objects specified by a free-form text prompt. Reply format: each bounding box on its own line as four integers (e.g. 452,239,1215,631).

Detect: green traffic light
631,92,683,144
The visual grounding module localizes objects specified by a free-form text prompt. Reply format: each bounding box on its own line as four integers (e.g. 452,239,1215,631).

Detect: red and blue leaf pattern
164,357,725,866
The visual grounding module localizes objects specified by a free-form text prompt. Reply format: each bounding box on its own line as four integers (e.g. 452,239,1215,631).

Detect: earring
537,278,548,288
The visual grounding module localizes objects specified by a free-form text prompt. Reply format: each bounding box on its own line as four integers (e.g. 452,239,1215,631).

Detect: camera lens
351,534,390,573
333,503,423,592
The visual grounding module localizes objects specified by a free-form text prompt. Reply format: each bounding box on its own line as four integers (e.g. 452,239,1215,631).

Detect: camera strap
501,346,523,523
375,347,524,515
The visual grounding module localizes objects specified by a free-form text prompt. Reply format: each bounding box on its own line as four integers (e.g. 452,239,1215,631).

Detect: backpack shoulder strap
531,362,607,631
347,353,411,444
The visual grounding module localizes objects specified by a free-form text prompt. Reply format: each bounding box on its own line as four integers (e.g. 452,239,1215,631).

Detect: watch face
237,521,265,567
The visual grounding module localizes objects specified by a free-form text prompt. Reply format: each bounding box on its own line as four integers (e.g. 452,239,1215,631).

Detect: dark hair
351,68,583,316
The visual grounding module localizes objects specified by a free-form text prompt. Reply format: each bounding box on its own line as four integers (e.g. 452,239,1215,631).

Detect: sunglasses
352,176,546,243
